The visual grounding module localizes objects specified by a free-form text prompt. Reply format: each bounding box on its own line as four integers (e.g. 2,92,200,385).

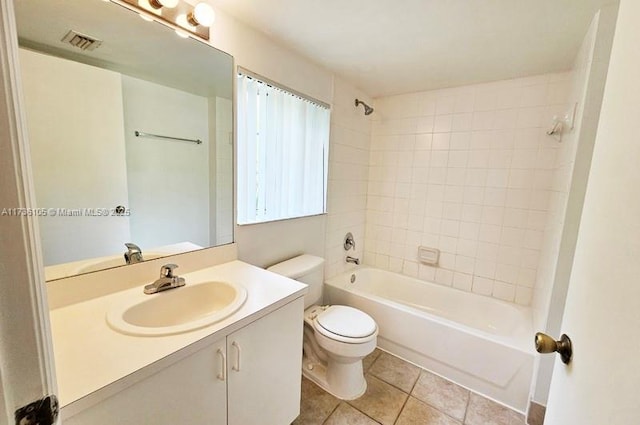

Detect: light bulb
187,2,215,27
148,0,179,9
176,13,195,29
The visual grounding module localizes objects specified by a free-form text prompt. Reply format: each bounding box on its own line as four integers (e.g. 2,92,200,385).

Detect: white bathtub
325,267,534,413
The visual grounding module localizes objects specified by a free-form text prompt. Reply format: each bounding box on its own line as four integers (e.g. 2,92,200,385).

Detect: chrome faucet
346,256,360,265
124,243,144,265
344,232,356,251
144,264,186,294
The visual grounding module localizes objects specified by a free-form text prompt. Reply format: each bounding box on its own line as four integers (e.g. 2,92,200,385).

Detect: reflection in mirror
15,0,234,280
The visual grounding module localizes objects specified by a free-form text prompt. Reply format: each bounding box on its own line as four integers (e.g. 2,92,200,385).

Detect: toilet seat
313,305,377,344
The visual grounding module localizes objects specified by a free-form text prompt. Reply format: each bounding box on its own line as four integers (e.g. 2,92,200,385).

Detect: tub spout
346,256,360,265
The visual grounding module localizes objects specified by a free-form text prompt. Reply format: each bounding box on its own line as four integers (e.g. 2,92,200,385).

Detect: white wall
122,75,210,249
207,97,217,244
205,6,358,268
19,48,131,265
532,3,618,406
365,74,571,304
208,9,333,106
215,97,233,245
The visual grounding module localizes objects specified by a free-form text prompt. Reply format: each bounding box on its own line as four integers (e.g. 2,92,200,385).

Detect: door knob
535,332,572,364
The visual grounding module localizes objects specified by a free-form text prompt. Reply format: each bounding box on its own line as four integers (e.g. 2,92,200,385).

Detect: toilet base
302,355,367,400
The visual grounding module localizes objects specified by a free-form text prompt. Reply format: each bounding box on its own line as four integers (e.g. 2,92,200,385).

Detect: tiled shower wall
364,75,571,305
533,4,617,329
324,78,373,279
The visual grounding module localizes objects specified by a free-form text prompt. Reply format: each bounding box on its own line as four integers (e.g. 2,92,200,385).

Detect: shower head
355,99,374,116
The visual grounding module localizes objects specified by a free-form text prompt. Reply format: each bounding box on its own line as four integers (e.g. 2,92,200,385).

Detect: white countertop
49,260,307,416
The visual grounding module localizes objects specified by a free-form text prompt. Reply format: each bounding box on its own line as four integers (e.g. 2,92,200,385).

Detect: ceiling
209,0,616,97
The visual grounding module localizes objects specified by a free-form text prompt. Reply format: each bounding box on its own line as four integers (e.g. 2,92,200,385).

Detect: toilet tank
267,255,325,308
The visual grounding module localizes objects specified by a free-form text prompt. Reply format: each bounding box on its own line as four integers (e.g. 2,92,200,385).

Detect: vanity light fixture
175,14,193,29
187,3,215,27
148,0,179,9
137,0,161,15
123,0,213,40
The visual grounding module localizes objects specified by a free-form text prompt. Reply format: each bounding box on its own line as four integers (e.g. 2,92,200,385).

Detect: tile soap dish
418,246,440,266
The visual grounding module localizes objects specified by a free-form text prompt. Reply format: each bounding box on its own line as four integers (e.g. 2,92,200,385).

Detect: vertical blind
237,72,330,224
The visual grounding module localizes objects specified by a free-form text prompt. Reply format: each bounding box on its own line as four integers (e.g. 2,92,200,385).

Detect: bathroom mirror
15,0,234,280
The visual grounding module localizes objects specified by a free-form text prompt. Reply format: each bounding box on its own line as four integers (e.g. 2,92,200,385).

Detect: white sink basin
75,253,166,274
106,281,247,336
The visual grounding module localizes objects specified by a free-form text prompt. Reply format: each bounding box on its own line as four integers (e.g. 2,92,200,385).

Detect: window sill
236,212,327,227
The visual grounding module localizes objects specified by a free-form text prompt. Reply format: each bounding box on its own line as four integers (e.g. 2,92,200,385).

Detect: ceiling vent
61,30,103,51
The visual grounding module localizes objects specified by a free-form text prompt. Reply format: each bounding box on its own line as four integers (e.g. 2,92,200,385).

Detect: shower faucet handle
344,232,356,251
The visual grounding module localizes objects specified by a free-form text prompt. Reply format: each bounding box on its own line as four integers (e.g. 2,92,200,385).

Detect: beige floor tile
396,397,462,425
347,375,408,425
368,351,421,393
291,377,340,425
464,393,525,425
411,370,469,421
363,348,382,372
324,403,380,425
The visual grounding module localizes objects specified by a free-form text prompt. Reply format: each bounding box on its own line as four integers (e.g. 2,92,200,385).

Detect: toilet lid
315,306,377,339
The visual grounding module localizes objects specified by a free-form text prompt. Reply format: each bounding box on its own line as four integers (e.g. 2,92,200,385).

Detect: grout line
462,391,472,425
321,402,342,425
367,366,419,395
346,400,383,425
367,350,422,395
381,353,469,424
392,393,411,425
409,395,466,425
408,368,422,394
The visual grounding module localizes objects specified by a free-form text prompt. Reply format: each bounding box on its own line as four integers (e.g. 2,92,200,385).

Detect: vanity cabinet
227,298,303,425
63,298,303,425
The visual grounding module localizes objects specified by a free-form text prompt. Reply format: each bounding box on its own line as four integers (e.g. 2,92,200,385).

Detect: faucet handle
344,232,356,251
160,263,179,278
125,242,142,253
124,243,144,264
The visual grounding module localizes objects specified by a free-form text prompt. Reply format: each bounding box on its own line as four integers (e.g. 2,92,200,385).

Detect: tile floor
292,349,527,425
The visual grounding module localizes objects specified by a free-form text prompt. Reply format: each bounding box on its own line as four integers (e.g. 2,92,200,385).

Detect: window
237,70,330,225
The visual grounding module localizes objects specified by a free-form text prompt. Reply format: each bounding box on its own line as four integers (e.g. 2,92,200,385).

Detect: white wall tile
436,96,455,115
472,276,494,296
432,133,451,150
450,132,471,150
363,72,571,305
453,272,473,291
493,281,516,302
435,268,454,286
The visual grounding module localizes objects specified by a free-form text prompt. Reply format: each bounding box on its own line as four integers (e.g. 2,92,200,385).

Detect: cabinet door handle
231,341,241,372
216,348,226,381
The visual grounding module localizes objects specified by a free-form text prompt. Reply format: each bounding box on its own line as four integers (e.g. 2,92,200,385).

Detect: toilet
267,254,377,400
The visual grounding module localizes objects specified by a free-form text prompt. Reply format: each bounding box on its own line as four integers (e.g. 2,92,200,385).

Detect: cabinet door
227,298,304,425
65,339,228,425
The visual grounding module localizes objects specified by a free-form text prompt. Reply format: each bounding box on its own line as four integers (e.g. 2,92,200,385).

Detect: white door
0,0,58,424
544,1,640,423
